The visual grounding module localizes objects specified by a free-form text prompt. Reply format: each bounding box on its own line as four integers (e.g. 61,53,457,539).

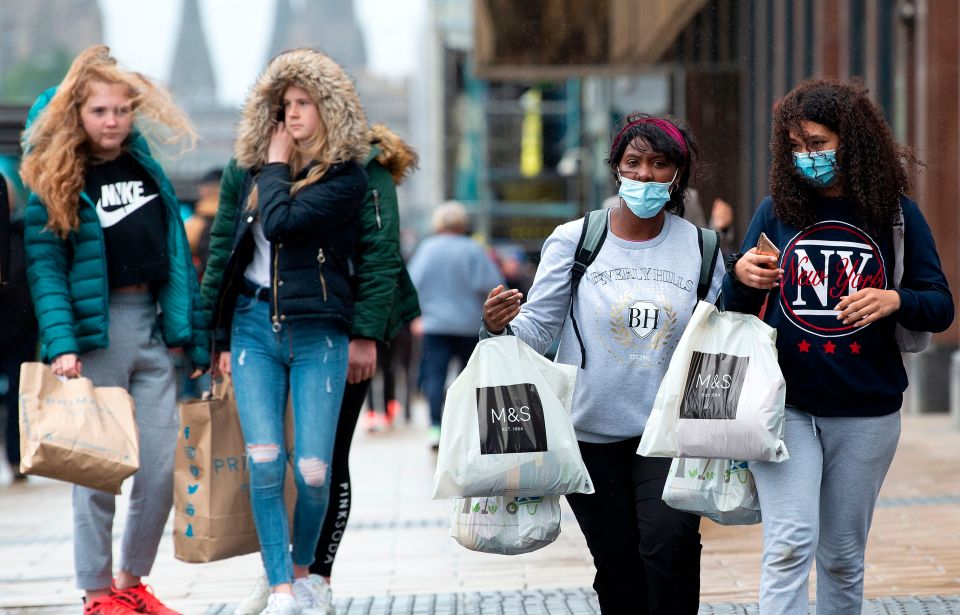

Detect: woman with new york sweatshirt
484,113,725,614
202,48,368,615
723,79,953,614
20,45,205,615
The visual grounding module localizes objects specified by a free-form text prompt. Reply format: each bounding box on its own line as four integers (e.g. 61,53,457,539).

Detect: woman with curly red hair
723,79,953,613
21,45,205,615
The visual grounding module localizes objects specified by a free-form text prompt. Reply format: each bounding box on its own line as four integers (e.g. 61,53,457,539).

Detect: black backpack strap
570,210,608,368
697,227,721,302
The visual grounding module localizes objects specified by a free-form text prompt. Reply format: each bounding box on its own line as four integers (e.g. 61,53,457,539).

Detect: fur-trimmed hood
366,124,419,185
234,48,370,168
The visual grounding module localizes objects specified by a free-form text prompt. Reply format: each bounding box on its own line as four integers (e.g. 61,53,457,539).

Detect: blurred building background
0,0,959,418
0,0,411,202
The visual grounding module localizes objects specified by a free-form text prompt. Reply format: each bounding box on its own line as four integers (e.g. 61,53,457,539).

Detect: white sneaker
234,574,269,615
292,575,335,614
261,592,302,615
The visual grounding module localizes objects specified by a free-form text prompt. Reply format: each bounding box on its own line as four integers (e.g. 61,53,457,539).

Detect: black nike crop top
84,153,169,289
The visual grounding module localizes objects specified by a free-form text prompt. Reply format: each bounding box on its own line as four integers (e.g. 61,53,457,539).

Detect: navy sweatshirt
722,195,953,417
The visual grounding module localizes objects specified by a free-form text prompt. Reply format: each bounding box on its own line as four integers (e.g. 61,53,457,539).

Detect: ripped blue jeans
231,294,348,587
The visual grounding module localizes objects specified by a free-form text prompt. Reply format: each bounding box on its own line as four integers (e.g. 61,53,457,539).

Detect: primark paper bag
173,377,296,563
173,378,257,562
18,362,139,494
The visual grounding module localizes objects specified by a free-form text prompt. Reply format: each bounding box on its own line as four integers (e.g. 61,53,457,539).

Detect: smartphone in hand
756,232,780,269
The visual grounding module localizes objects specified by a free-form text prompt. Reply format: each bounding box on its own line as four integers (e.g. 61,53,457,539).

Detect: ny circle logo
778,220,887,338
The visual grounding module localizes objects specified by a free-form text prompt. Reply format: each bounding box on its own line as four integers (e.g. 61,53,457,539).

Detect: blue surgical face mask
617,169,678,219
793,149,837,187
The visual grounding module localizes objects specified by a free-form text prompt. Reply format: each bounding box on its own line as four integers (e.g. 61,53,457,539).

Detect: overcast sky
99,0,426,107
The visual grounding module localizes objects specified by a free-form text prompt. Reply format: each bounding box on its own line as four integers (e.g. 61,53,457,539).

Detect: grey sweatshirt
502,211,724,443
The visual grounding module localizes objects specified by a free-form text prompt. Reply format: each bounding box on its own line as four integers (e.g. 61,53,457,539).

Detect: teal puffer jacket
23,92,208,366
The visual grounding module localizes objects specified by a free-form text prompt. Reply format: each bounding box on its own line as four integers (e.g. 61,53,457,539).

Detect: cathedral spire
266,0,367,70
168,0,218,110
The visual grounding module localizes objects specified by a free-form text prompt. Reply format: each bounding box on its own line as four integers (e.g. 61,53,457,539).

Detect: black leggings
565,438,702,615
365,341,395,415
309,378,370,576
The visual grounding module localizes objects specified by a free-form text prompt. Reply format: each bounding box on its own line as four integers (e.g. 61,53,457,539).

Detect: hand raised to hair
267,122,294,164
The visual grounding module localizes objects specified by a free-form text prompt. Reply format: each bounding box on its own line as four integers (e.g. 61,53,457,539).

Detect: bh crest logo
628,300,661,339
779,220,887,338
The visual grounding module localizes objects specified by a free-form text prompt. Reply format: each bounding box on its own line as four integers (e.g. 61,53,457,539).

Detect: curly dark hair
770,79,918,232
605,113,699,217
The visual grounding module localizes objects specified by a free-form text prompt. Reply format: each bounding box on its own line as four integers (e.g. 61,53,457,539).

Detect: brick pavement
1,404,959,614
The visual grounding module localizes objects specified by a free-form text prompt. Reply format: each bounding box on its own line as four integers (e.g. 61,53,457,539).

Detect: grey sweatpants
750,406,901,615
73,291,178,590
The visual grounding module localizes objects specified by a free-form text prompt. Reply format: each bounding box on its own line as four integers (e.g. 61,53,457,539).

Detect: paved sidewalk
1,404,959,614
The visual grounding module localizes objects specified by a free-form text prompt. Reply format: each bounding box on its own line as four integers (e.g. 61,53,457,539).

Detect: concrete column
907,345,954,414
908,0,960,421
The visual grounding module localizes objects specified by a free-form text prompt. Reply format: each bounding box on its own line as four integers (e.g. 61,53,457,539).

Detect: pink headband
613,118,688,157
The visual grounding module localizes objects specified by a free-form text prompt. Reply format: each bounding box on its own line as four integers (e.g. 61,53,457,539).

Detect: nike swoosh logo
95,193,159,227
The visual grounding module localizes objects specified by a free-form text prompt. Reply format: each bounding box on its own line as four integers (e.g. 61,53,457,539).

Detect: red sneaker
83,594,141,615
386,399,402,424
110,582,181,615
362,409,379,432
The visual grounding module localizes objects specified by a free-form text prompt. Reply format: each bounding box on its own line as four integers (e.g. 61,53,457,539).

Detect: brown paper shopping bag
18,362,139,494
173,377,296,563
173,377,257,562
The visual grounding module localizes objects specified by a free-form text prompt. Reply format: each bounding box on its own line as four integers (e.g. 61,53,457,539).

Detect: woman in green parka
20,45,205,615
201,123,420,614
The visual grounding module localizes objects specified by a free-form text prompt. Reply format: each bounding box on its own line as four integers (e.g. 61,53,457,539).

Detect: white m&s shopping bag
661,458,761,526
432,336,593,498
449,495,561,555
638,301,788,462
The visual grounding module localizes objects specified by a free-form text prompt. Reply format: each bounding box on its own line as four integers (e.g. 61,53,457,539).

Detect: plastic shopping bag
432,335,592,498
450,495,561,555
661,458,761,526
638,301,788,462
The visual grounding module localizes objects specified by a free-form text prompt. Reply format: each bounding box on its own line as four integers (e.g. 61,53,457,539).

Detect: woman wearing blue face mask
482,113,724,614
724,79,953,614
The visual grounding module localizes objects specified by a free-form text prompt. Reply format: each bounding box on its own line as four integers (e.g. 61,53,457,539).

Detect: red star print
797,340,811,353
823,341,836,354
850,341,861,354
